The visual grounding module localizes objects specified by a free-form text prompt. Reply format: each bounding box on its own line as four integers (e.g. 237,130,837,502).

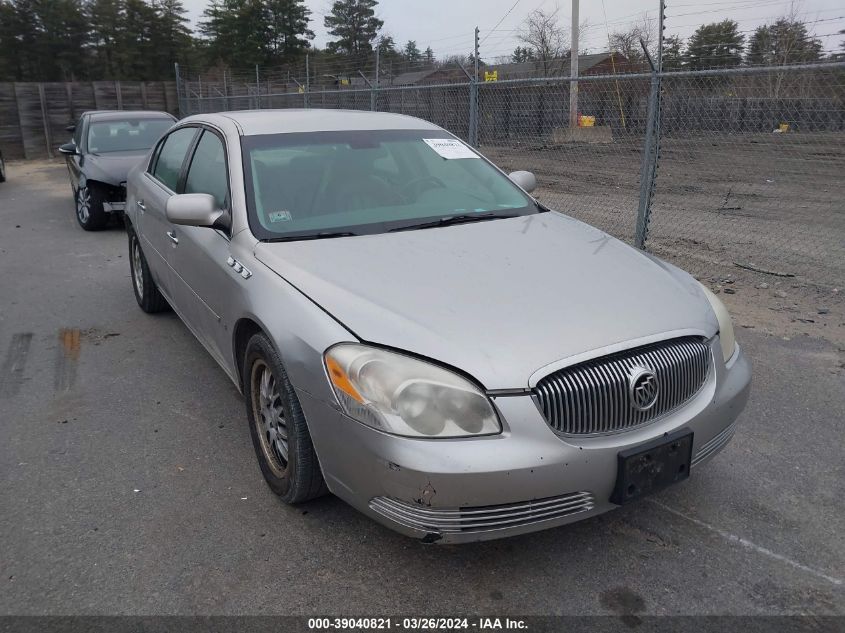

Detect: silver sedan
125,110,750,543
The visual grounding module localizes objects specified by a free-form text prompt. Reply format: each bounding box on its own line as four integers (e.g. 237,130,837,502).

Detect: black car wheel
244,332,327,504
127,227,169,313
0,153,6,183
75,184,108,231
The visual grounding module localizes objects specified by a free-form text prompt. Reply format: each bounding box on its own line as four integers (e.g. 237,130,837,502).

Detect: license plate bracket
610,429,693,505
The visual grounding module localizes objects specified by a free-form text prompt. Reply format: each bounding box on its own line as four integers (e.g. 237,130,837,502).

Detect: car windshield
87,118,173,154
241,129,538,240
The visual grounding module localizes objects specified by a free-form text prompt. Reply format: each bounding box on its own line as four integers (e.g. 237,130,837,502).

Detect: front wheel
75,184,108,231
128,228,169,313
244,333,327,503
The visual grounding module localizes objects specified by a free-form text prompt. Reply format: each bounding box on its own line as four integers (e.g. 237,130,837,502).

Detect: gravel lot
0,160,843,616
486,132,845,349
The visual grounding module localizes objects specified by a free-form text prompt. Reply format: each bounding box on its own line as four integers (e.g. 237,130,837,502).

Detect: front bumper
300,339,751,544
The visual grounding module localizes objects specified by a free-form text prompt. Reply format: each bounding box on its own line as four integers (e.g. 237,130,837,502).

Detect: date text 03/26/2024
307,618,528,630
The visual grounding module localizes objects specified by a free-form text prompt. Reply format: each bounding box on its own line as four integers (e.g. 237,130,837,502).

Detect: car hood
83,150,149,186
254,213,717,389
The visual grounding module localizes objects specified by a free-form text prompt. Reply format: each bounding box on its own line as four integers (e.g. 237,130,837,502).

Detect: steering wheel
401,175,447,198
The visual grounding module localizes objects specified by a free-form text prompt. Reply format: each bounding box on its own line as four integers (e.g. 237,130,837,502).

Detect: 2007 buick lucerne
125,109,750,543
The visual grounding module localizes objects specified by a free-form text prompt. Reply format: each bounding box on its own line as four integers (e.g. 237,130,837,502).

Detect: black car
59,110,176,230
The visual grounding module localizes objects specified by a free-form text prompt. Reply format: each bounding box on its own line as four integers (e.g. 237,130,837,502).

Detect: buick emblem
629,367,659,411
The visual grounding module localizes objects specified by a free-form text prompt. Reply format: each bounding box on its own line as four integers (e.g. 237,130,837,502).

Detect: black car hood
82,150,149,187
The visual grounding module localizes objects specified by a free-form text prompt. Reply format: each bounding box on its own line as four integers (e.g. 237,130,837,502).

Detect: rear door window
152,127,198,191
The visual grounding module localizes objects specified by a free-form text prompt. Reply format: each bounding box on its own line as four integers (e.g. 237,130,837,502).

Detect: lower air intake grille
370,492,595,534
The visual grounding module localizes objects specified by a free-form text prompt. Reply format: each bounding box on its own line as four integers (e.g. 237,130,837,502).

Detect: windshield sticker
422,138,479,160
269,210,293,223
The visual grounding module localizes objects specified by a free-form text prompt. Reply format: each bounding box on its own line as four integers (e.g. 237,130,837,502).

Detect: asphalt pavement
0,160,843,616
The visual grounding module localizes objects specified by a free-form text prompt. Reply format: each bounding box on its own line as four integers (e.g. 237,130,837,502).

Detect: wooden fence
0,81,178,160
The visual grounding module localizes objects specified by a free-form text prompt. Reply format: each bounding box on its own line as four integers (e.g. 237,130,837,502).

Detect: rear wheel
128,228,169,313
75,184,108,231
244,333,327,503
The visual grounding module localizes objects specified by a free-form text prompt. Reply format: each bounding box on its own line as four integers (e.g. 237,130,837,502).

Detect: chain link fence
177,61,845,294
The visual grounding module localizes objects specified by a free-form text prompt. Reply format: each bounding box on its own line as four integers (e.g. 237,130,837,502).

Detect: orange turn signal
326,355,364,403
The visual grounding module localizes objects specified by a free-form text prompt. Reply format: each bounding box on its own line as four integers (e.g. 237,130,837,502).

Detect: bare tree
518,7,568,76
608,13,656,63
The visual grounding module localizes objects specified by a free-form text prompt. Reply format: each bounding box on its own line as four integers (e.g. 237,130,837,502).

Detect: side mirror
58,142,78,155
508,170,537,193
166,193,224,228
65,124,76,132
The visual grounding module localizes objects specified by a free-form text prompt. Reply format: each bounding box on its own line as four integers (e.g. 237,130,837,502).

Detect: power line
480,0,523,46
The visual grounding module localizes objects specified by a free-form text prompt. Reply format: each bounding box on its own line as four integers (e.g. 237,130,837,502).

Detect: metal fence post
304,54,310,109
255,65,261,109
469,27,480,147
634,42,662,250
174,63,183,117
372,47,380,112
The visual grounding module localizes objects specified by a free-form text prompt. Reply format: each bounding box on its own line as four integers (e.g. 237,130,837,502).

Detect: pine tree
153,0,194,75
403,40,420,62
661,35,684,70
324,0,383,60
88,0,124,78
747,19,822,66
265,0,314,61
423,46,434,65
685,20,744,69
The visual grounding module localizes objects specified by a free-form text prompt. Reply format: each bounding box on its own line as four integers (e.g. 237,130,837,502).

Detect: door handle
166,230,179,245
136,199,146,211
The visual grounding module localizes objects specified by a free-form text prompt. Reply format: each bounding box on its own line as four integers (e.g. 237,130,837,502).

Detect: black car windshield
241,129,539,240
87,118,173,153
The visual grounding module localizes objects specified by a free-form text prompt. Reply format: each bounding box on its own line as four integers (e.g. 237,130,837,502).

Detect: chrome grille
535,337,711,435
370,492,595,534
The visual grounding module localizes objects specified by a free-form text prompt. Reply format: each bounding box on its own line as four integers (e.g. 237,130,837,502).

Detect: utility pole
569,0,579,129
473,26,480,82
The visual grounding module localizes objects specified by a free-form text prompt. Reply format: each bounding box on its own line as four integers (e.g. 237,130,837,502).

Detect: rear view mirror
166,193,224,228
58,142,77,155
508,170,537,193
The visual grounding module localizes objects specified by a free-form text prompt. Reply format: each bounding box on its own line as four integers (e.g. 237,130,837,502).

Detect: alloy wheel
76,186,90,223
131,236,144,297
251,359,289,477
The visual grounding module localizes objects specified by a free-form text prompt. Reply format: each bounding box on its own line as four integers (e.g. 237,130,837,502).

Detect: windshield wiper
265,231,358,243
388,212,519,233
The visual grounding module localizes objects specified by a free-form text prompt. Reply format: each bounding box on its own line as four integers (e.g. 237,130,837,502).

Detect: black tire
127,227,169,313
75,183,108,231
244,333,327,503
0,154,6,183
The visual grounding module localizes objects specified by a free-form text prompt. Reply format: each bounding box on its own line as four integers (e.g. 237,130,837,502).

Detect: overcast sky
180,0,845,61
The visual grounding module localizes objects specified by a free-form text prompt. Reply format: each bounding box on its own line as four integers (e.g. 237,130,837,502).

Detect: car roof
84,110,176,121
181,109,443,136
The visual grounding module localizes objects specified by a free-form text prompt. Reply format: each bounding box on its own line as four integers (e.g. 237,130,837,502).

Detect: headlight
699,283,737,363
324,344,501,438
